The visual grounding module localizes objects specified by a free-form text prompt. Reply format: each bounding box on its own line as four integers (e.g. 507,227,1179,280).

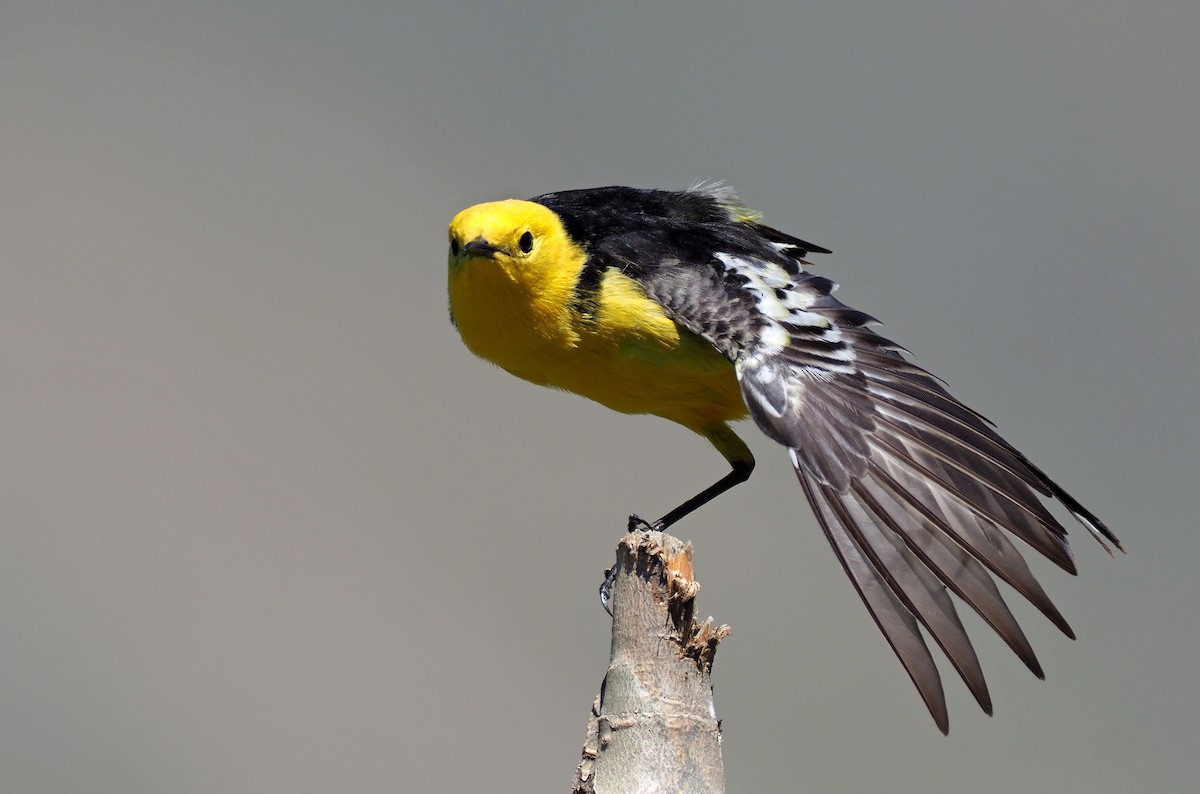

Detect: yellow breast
447,199,747,433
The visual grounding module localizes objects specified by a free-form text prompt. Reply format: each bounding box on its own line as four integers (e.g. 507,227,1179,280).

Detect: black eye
450,238,460,257
518,231,533,253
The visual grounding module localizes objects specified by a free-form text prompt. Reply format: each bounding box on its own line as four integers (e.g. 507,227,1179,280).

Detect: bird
446,184,1122,733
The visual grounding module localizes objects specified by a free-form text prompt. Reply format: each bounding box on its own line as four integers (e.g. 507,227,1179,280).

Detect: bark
572,530,729,794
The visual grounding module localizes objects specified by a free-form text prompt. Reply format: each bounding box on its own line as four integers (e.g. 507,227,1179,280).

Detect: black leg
648,458,755,530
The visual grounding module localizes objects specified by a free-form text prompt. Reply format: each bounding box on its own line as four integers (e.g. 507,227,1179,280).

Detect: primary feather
446,185,1122,733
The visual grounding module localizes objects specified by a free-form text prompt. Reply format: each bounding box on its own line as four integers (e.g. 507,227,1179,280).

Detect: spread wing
626,227,1122,733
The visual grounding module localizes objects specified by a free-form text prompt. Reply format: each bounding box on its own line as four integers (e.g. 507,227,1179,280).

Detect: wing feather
797,473,950,733
619,224,1117,730
848,476,1044,678
816,470,994,717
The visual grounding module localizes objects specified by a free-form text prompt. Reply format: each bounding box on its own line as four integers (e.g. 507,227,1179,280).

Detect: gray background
4,2,1197,791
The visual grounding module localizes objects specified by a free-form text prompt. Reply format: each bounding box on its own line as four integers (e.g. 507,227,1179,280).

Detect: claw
599,566,617,616
627,514,656,532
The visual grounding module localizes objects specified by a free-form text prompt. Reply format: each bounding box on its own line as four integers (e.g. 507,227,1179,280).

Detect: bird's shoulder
533,186,832,347
533,184,828,261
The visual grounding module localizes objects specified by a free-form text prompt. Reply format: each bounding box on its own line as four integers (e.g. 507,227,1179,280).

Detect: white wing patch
715,252,795,289
713,253,861,378
761,324,791,350
713,253,837,357
736,352,807,420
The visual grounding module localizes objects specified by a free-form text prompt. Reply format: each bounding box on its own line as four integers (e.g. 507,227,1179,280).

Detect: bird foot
598,566,617,616
627,514,661,533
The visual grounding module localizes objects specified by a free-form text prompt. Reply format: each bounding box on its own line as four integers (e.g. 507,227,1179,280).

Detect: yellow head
447,199,589,373
447,199,583,283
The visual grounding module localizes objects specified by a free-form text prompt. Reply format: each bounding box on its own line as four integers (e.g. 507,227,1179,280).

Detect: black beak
462,237,501,258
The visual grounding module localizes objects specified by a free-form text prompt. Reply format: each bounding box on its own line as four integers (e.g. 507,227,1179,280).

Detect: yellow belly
554,325,747,430
450,262,746,433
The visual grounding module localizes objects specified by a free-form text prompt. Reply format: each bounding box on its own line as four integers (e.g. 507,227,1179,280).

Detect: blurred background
3,2,1197,791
